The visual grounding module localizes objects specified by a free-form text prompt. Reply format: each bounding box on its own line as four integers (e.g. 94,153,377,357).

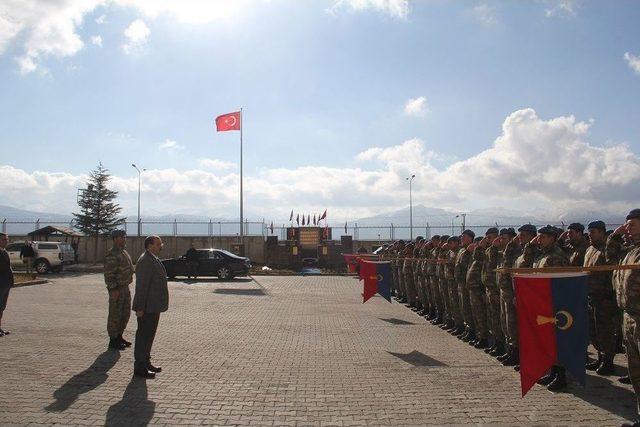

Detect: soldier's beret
587,220,606,231
568,222,585,232
500,227,516,237
440,235,450,241
518,224,537,234
431,235,441,240
111,229,126,238
447,236,460,243
462,229,475,239
415,236,424,241
538,225,559,236
627,209,640,220
485,227,499,236
474,236,483,243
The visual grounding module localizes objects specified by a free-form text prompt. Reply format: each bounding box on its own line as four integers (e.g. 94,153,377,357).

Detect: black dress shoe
547,370,567,393
619,375,632,385
474,338,489,349
586,358,601,371
147,363,162,373
502,347,519,366
537,372,556,386
134,369,156,379
513,364,520,372
621,417,640,427
118,335,132,347
109,338,126,350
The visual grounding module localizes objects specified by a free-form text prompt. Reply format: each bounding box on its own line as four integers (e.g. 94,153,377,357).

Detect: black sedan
162,249,251,280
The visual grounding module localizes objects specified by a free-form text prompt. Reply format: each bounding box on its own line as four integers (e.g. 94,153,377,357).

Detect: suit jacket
133,250,169,313
0,248,14,288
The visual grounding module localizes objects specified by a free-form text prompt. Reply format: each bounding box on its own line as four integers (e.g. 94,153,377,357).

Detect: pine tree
73,163,124,261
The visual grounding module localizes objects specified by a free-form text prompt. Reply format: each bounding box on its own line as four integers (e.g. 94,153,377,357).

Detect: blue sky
0,0,639,221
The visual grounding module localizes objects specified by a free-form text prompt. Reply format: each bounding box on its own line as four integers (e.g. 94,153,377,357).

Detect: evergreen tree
73,163,124,260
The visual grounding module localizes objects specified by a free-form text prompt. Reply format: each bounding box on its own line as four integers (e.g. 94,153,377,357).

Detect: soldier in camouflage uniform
467,236,488,349
608,209,640,425
411,238,425,311
496,226,527,367
436,236,451,328
583,220,618,376
455,230,475,342
416,240,430,316
445,236,464,335
427,236,443,324
104,229,134,351
560,223,588,266
402,242,416,307
481,228,502,356
393,241,405,300
526,225,570,392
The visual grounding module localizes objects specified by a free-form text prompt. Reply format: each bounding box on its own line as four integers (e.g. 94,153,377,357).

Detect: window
6,244,24,252
38,243,58,250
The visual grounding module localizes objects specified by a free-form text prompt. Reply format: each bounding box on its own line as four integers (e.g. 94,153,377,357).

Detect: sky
0,0,639,223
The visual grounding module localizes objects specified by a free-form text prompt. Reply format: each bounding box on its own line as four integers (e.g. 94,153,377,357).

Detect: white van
5,241,74,274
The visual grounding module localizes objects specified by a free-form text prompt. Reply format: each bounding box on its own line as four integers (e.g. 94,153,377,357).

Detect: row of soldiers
377,208,640,414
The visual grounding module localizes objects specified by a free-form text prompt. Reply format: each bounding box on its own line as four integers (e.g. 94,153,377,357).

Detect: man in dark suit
132,235,169,379
0,232,15,337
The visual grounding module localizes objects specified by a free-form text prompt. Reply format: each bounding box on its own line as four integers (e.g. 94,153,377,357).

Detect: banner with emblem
514,273,588,396
358,260,392,303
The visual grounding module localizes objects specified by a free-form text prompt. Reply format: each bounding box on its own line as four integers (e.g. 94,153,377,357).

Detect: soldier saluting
104,229,134,350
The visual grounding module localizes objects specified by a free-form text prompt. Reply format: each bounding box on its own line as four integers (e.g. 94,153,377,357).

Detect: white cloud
158,139,184,153
470,4,497,26
90,35,102,47
545,0,579,18
114,0,248,25
122,18,150,54
624,52,640,76
327,0,409,19
1,108,638,219
403,96,428,117
198,158,237,170
95,14,106,24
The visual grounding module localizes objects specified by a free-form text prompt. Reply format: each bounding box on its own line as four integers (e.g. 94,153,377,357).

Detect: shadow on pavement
174,277,254,284
105,377,155,426
571,372,637,421
45,350,120,412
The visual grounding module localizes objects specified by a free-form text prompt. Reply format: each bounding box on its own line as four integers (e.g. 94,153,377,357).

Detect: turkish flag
215,111,241,132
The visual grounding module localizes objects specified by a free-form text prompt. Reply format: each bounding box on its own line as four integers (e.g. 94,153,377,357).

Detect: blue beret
538,225,559,236
568,223,585,232
518,224,537,234
500,227,516,237
485,227,499,236
587,220,606,231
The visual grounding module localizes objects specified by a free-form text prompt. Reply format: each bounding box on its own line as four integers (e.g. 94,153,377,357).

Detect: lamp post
132,164,146,237
451,214,459,235
406,174,415,240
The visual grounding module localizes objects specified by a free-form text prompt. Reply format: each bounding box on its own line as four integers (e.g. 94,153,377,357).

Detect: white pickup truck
5,241,75,274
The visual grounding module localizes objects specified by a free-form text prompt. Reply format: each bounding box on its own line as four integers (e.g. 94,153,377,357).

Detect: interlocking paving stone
0,273,637,426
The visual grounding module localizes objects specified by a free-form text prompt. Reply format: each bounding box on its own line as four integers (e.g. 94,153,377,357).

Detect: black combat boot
537,366,557,386
586,353,602,371
497,346,512,362
118,334,132,347
596,358,615,376
502,346,519,366
619,375,632,384
489,341,505,357
464,330,476,344
547,367,567,392
474,338,489,349
147,361,162,373
109,338,126,350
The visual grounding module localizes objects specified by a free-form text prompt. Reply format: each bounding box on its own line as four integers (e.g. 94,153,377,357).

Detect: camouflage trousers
107,286,131,339
420,273,432,312
391,264,398,294
403,267,416,306
469,284,488,339
395,266,405,298
414,271,425,309
623,313,640,413
589,294,619,358
428,275,442,315
447,279,463,325
457,281,474,330
438,276,450,320
485,287,504,342
500,288,518,347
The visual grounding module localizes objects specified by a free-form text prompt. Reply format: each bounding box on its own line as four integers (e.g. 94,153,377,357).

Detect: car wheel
35,259,50,274
217,267,231,280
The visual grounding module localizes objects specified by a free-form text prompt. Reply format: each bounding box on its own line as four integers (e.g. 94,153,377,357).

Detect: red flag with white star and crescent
215,111,241,132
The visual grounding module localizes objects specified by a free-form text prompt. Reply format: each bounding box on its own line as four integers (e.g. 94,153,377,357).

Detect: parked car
5,241,75,274
162,249,251,280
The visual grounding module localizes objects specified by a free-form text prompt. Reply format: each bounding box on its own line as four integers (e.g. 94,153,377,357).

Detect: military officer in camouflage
480,228,502,355
455,230,475,342
560,222,588,266
467,236,488,349
445,236,464,335
104,229,134,350
608,209,640,427
584,220,618,376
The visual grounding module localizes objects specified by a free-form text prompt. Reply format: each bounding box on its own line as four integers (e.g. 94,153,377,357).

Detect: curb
13,280,49,288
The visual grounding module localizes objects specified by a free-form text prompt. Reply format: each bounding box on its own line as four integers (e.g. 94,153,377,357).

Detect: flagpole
240,107,244,246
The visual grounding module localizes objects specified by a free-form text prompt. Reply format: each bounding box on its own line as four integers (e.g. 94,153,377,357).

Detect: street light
132,164,146,237
451,214,459,235
406,174,415,240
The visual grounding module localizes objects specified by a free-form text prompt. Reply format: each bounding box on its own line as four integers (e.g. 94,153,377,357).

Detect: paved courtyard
0,273,637,426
